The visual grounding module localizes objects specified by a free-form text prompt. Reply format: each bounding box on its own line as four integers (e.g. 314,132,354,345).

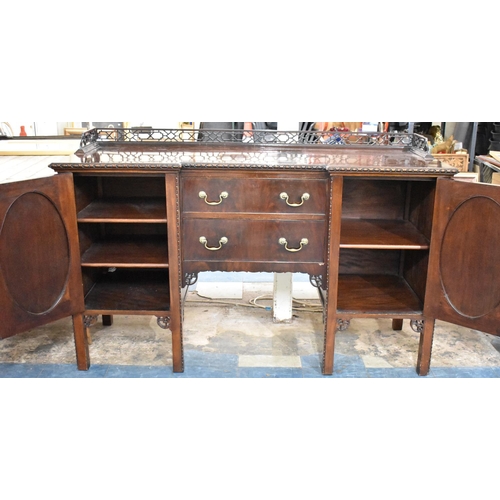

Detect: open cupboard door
425,177,500,336
0,173,89,369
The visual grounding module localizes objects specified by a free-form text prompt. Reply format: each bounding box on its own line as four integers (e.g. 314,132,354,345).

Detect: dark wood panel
0,192,70,314
99,176,166,198
339,249,401,275
340,219,429,249
85,269,170,313
337,274,423,316
182,174,327,214
425,178,500,335
78,198,166,222
0,174,84,339
408,180,436,240
183,219,326,263
81,236,168,267
73,175,99,213
342,178,407,219
403,250,429,303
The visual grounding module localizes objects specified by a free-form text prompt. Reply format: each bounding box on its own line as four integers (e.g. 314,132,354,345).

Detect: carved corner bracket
336,318,351,331
157,316,171,329
83,315,98,328
183,272,198,288
309,274,324,289
410,319,425,333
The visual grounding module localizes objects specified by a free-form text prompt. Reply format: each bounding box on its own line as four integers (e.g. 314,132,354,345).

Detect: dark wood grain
339,249,401,275
0,174,85,340
341,178,407,219
337,274,423,316
425,178,500,335
182,173,328,215
183,219,326,264
84,269,170,314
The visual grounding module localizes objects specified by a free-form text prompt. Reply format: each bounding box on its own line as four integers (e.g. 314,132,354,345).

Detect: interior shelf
340,219,430,249
337,274,423,315
77,198,166,222
81,236,168,267
84,268,171,314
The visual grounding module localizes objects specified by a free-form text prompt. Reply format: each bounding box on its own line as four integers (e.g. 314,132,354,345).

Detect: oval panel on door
0,192,70,315
440,196,500,318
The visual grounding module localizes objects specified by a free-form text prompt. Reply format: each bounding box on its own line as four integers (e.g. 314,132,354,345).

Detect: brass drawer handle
199,236,228,251
280,192,310,207
279,237,309,252
199,190,229,205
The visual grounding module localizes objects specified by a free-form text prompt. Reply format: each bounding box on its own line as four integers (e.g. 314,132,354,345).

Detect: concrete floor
1,282,500,378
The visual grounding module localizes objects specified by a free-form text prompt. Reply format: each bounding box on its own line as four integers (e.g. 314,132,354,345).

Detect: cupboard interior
338,178,435,316
73,175,171,313
73,175,167,222
82,267,171,314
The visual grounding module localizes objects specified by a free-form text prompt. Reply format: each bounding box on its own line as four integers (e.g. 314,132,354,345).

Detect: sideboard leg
416,318,435,376
323,317,350,375
102,315,113,326
322,315,336,375
392,319,403,330
171,319,184,373
73,313,90,370
85,327,92,345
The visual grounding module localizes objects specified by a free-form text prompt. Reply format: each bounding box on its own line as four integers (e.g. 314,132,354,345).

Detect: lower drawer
183,219,326,263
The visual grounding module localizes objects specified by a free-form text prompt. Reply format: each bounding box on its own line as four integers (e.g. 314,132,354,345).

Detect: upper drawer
182,174,328,214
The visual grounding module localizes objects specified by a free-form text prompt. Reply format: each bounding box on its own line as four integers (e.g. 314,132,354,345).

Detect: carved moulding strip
321,175,336,371
173,173,185,372
182,163,327,170
328,166,458,174
50,163,181,172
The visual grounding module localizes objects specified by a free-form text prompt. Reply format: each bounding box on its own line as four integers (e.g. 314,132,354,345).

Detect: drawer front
183,219,326,263
182,176,327,214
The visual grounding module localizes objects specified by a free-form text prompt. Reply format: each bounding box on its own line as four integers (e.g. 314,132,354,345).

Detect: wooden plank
81,236,168,267
337,274,423,316
78,198,167,222
340,219,429,249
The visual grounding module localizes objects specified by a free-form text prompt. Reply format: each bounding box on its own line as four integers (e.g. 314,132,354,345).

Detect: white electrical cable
187,291,323,313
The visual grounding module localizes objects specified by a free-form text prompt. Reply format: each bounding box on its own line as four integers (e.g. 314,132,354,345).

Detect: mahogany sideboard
1,128,499,375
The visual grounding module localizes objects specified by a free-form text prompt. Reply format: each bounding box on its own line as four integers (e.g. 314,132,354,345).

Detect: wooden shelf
84,269,170,314
340,219,429,249
78,198,166,222
337,274,423,316
81,236,168,267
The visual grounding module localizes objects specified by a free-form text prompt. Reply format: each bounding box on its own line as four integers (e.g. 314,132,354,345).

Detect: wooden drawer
183,219,326,263
182,174,327,215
